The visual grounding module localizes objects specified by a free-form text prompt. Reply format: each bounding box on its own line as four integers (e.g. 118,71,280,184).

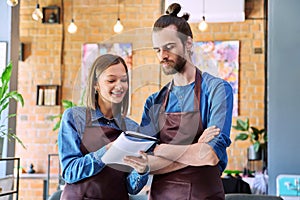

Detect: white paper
101,131,156,165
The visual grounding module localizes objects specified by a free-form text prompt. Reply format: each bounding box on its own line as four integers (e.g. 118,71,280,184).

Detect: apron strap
161,67,202,112
85,108,92,126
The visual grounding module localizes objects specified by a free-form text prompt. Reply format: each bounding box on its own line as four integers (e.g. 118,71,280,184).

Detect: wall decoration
192,40,239,116
42,6,60,24
81,43,133,112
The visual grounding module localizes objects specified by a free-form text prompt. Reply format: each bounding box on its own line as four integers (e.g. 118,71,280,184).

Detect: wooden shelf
36,85,61,106
42,6,60,24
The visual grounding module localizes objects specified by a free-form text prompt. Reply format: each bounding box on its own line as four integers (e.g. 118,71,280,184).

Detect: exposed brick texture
16,0,266,199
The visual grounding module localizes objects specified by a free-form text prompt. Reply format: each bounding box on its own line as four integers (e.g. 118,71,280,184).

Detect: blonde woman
58,54,149,200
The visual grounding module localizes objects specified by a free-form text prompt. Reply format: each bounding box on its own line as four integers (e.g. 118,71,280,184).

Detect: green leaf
0,61,26,149
52,121,61,131
62,99,76,109
0,86,4,101
1,62,12,86
263,131,268,142
7,132,26,149
224,169,243,175
0,102,9,116
8,91,24,106
251,126,259,134
49,114,62,121
235,133,249,141
0,85,8,103
253,141,260,152
259,129,265,134
232,118,249,131
7,113,16,118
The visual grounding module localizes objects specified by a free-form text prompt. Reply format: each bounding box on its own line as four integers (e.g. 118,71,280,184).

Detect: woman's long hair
85,54,129,117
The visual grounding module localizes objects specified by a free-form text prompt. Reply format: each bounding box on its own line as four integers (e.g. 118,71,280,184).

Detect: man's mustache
160,59,174,64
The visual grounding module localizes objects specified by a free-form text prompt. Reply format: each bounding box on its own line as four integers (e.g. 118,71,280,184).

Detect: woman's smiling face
96,62,128,105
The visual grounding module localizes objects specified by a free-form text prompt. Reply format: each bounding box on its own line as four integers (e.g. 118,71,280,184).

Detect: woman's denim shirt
58,106,149,194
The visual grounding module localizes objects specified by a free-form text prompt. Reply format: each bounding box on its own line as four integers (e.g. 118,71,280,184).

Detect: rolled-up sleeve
206,81,233,172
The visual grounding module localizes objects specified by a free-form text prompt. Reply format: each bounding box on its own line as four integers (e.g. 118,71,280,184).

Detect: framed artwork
192,40,240,116
81,43,133,112
42,6,60,24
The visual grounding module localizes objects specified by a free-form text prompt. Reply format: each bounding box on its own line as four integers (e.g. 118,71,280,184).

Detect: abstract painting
192,40,240,116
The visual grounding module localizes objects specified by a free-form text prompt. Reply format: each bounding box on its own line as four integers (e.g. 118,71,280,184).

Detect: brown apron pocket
151,180,191,200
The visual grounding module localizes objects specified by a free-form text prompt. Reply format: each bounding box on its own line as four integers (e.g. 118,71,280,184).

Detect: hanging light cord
71,0,74,20
202,0,205,20
117,0,120,19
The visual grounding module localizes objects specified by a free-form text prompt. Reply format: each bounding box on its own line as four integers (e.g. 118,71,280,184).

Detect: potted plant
50,89,85,132
232,118,267,161
0,61,25,149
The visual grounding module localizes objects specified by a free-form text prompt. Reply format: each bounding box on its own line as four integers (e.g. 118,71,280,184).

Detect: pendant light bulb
198,16,208,32
68,19,78,34
7,0,18,7
114,18,123,33
32,4,43,21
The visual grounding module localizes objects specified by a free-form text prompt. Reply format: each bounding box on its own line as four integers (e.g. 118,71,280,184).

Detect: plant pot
247,144,262,161
261,142,268,168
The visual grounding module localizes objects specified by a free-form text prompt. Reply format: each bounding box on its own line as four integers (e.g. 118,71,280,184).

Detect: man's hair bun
166,3,190,21
166,3,181,16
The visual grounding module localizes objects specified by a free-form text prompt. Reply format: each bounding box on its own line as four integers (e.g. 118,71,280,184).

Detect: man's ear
185,36,193,52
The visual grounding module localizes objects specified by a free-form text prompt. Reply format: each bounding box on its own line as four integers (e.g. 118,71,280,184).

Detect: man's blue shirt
140,72,233,172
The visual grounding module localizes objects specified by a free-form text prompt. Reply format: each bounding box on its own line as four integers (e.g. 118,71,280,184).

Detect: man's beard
161,56,187,75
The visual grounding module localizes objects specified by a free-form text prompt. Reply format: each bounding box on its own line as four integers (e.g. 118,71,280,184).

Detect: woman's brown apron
149,68,225,200
61,110,129,200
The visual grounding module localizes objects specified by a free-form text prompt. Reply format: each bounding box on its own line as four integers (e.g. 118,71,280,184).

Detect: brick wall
16,0,265,199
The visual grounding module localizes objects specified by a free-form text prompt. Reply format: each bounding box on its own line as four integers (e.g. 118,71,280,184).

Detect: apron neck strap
162,67,202,111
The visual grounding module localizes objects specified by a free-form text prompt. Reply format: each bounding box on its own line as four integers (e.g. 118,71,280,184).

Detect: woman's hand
123,151,149,174
105,142,113,150
198,125,220,143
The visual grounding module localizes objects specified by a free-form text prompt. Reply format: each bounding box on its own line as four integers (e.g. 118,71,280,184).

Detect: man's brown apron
61,110,129,200
149,68,225,200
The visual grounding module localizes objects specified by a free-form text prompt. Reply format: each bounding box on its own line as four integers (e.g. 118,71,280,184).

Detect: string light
32,0,43,21
68,0,77,34
114,0,124,33
68,19,78,34
114,18,124,33
198,0,208,32
6,0,18,7
198,16,208,32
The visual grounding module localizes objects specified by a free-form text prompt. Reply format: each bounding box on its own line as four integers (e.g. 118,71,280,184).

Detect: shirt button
106,121,110,125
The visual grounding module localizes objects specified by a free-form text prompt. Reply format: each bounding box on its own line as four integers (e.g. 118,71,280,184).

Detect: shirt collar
90,106,122,124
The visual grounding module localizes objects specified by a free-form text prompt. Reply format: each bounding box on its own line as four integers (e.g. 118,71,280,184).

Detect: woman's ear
94,83,100,93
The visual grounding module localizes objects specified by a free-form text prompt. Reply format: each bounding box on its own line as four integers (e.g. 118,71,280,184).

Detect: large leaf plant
49,99,77,131
0,62,25,148
50,89,85,132
232,118,267,152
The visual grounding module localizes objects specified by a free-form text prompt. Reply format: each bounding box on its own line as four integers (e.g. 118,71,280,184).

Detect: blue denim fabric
140,72,233,172
58,106,149,194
